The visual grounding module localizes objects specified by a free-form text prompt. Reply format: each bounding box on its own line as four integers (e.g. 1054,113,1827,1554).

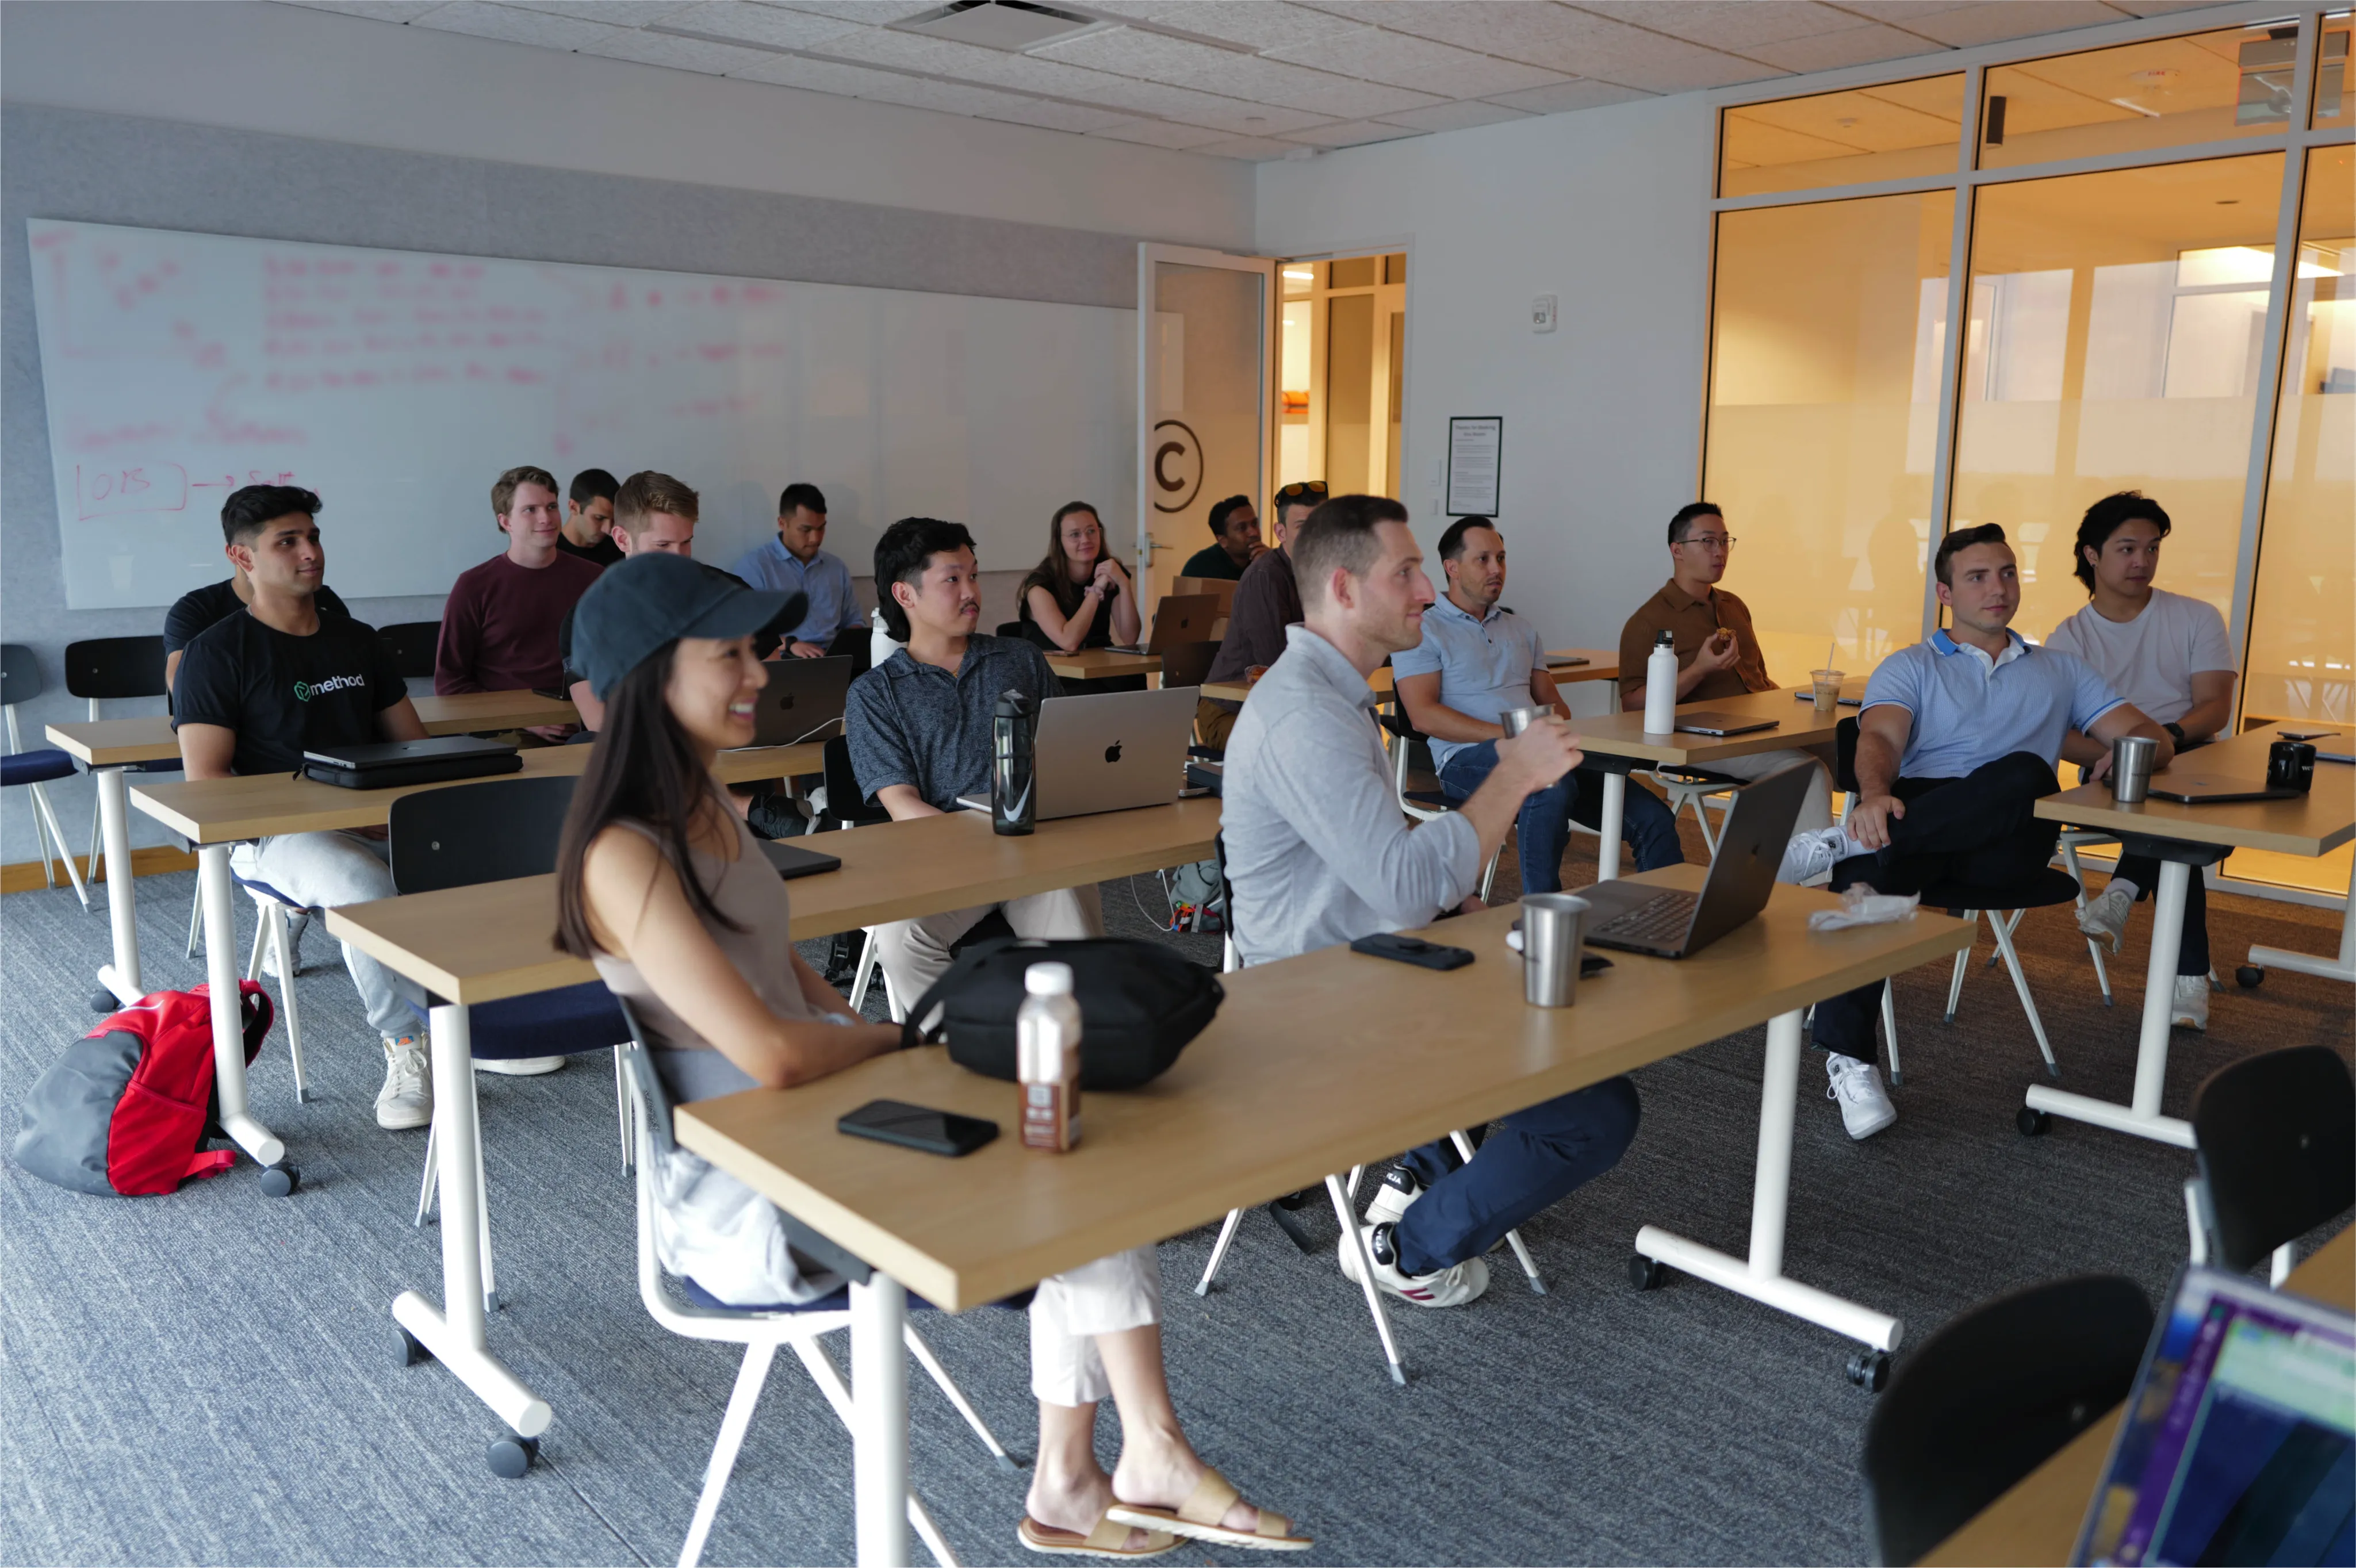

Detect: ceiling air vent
898,1,1098,51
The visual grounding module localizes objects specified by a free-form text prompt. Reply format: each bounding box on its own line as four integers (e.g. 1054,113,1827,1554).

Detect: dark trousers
1437,749,1684,894
1390,1078,1642,1275
2112,852,2211,976
1810,750,2062,1065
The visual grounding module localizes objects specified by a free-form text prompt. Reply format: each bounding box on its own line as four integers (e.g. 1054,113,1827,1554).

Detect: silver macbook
957,685,1199,821
1109,595,1221,657
732,655,853,749
1573,761,1813,959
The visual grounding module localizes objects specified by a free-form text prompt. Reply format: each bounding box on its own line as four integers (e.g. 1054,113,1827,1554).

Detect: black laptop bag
906,936,1223,1091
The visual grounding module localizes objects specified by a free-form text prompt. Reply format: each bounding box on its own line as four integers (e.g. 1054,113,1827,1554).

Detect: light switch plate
1531,294,1558,333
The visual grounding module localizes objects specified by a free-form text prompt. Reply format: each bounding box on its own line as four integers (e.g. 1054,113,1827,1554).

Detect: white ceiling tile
1832,0,2126,44
1127,1,1374,52
1581,1,1856,49
1377,97,1533,131
413,1,631,48
276,0,450,19
1306,3,1777,90
1086,117,1238,148
1029,24,1243,85
725,49,914,89
1546,7,1788,88
1484,76,1653,112
1063,76,1338,134
850,74,1046,114
585,25,899,85
503,0,702,25
1265,28,1569,97
971,97,1140,132
1741,20,1945,71
656,1,864,48
1193,134,1318,158
1281,118,1427,147
1033,26,1443,119
809,27,1146,97
769,0,937,20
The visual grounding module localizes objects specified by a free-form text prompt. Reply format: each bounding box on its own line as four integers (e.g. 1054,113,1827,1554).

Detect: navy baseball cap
570,552,806,701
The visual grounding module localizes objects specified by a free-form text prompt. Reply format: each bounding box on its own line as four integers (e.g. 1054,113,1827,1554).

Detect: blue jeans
1392,1078,1642,1275
1438,745,1685,894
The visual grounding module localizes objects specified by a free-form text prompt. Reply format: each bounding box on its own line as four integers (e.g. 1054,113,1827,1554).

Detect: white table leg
95,767,143,1007
389,1000,552,1440
851,1274,911,1568
1634,1009,1903,1354
2025,858,2196,1148
198,845,282,1166
1597,770,1625,883
2246,854,2356,984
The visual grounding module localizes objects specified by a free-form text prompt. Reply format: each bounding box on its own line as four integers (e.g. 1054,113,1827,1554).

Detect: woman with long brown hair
1019,501,1140,654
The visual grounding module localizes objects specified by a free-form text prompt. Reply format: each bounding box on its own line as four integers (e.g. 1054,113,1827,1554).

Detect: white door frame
1137,243,1277,605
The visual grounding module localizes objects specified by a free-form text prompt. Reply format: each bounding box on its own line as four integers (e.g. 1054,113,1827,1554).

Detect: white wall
1257,93,1719,674
0,0,1255,250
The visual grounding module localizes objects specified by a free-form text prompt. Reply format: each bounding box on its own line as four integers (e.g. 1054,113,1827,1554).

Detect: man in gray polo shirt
845,517,1100,1003
1223,494,1641,1311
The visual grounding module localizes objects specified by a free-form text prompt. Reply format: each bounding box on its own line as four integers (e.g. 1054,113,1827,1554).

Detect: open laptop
2278,728,2354,765
1572,760,1813,959
2073,1264,2354,1566
2146,773,2301,805
731,655,853,749
1675,711,1782,737
1109,595,1220,657
955,686,1198,821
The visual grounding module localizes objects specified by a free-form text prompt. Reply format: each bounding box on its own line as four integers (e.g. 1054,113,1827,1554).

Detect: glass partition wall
1703,8,2354,895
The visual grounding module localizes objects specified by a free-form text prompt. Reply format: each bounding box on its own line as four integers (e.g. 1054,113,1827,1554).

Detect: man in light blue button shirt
730,483,866,662
1793,524,2172,1140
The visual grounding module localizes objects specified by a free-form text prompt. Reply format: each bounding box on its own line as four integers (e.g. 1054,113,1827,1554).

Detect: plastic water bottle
991,689,1036,836
1017,962,1081,1152
1643,629,1679,734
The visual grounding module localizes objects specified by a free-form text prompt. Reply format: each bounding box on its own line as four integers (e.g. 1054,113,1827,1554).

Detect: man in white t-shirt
2045,491,2238,1031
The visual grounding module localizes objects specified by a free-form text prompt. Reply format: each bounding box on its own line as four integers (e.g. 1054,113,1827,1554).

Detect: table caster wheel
2017,1107,2052,1137
487,1434,539,1479
1628,1253,1666,1291
258,1163,299,1197
2236,965,2265,989
1847,1350,1890,1392
398,1325,433,1368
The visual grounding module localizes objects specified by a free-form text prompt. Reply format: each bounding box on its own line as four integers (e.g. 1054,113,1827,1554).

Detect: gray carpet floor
4,812,2350,1567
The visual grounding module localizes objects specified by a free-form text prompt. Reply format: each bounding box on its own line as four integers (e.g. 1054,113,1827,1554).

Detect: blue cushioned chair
2,643,90,908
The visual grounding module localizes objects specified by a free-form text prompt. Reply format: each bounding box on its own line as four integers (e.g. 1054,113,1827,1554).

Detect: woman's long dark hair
1018,501,1109,620
554,641,743,958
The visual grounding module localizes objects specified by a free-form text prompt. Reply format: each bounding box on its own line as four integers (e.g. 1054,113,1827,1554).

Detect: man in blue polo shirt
1394,516,1682,892
730,482,866,663
1787,523,2172,1140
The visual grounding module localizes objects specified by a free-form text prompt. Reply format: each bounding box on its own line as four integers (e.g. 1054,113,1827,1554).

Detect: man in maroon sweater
435,466,604,720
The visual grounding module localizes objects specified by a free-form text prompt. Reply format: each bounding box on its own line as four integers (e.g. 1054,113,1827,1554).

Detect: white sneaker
1363,1167,1422,1229
475,1055,566,1076
2170,975,2209,1032
377,1035,432,1130
1338,1222,1489,1308
1778,826,1850,886
1826,1055,1897,1141
2078,883,2133,953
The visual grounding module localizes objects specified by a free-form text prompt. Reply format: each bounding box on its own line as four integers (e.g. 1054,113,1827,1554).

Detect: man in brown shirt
1615,501,1835,842
1196,480,1326,750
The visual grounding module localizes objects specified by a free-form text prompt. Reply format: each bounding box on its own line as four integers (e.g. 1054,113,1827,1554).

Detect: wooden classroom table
47,689,580,1017
1922,1224,2355,1567
1040,648,1159,683
125,740,819,1187
2028,722,2355,1148
319,795,1221,1467
1200,648,1620,707
676,867,1972,1564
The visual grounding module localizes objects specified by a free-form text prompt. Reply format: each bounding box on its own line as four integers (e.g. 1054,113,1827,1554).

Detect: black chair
2,643,89,906
64,635,178,885
2188,1046,2355,1285
1833,717,2077,1087
1377,707,1516,902
378,620,441,682
1862,1274,2153,1566
814,735,893,986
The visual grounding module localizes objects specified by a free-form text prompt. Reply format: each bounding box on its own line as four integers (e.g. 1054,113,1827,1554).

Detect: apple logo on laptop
1105,740,1124,764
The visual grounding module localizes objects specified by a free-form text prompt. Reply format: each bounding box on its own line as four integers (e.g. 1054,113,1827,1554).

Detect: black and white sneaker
1363,1167,1422,1230
1338,1221,1488,1308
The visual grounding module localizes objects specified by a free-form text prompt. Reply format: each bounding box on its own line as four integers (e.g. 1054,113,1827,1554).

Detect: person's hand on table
2085,752,2115,785
788,640,828,660
1845,793,1904,850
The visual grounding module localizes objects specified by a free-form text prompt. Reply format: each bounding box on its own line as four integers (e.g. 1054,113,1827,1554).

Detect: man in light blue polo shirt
1393,516,1683,892
1790,523,2172,1140
730,482,865,662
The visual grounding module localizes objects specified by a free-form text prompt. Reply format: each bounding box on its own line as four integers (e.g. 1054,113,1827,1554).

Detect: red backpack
12,982,273,1195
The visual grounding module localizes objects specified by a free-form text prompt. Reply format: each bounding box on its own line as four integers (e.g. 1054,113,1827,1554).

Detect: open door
1136,244,1277,605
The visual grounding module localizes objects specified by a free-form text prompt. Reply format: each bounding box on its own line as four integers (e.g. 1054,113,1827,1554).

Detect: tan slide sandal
1105,1467,1313,1552
1017,1512,1181,1559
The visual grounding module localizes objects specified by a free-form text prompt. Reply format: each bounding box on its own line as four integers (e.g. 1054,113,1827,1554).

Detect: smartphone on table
837,1099,999,1157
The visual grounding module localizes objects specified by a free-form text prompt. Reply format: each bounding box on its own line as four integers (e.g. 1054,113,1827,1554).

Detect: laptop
1675,710,1782,738
2278,728,2354,765
955,686,1198,821
301,736,520,790
1571,761,1813,959
1109,595,1220,657
731,655,853,749
2146,773,2301,805
756,838,842,880
2073,1264,2355,1566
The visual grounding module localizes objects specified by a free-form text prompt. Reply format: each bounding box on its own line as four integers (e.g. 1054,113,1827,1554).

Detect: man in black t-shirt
174,485,436,1133
163,575,350,697
555,467,623,568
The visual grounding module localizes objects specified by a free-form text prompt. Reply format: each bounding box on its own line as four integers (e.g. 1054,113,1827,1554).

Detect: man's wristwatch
2163,722,2186,744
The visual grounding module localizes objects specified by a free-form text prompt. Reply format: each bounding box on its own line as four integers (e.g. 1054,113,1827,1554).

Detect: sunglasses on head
1274,480,1329,503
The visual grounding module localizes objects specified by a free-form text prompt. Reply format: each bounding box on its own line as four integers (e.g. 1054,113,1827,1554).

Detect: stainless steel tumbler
1519,893,1589,1008
2110,734,2158,803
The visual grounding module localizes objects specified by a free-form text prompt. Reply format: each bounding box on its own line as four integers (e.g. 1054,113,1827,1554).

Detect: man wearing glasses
1616,501,1838,861
1198,480,1327,751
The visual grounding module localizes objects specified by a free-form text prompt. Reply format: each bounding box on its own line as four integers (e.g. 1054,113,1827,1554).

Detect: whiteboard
27,220,1137,610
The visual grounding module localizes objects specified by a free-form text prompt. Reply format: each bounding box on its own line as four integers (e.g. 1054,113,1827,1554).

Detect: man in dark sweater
1198,480,1326,751
435,465,602,735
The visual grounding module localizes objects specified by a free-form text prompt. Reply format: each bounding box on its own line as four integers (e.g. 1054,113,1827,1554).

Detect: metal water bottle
1643,630,1679,734
991,689,1037,836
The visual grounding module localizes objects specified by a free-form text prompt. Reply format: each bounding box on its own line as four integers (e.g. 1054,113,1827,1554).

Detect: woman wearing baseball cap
554,551,1307,1559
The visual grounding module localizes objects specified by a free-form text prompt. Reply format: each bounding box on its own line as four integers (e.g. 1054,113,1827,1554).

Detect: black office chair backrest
1862,1274,2152,1566
64,636,166,702
2192,1045,2355,1273
1,643,43,707
1835,715,1861,795
821,735,890,828
378,621,441,681
1162,639,1220,691
387,774,580,894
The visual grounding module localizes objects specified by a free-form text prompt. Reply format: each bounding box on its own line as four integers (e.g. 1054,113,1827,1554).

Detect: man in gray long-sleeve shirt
1223,494,1641,1310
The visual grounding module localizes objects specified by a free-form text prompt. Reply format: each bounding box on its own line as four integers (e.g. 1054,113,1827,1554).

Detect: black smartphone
1350,931,1475,971
531,685,571,701
837,1099,999,1157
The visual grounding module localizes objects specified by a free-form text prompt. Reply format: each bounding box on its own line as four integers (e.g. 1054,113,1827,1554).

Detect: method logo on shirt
292,672,368,703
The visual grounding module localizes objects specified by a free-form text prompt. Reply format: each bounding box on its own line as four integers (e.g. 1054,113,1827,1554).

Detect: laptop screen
2075,1265,2355,1566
